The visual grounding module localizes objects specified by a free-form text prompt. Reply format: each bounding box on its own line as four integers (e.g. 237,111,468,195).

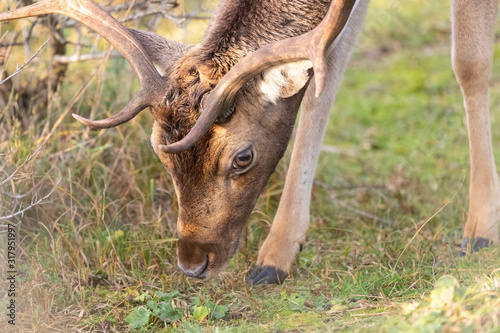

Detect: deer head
0,0,358,279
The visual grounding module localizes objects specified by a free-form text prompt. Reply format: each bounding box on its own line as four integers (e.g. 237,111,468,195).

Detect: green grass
1,0,500,331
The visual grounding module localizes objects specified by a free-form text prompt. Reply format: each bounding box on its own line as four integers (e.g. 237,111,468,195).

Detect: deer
0,0,498,285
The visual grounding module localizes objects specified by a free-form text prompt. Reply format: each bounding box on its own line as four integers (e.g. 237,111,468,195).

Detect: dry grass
1,0,500,332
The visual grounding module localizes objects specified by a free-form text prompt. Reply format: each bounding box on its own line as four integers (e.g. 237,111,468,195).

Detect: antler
0,0,168,129
160,0,359,154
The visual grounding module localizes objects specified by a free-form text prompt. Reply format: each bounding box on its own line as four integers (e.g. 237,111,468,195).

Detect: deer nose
178,255,209,279
176,233,212,279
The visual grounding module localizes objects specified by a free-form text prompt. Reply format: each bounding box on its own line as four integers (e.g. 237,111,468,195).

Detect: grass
1,0,500,331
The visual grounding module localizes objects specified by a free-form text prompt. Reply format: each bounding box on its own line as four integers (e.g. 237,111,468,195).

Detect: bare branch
54,51,122,63
61,6,210,27
0,177,61,221
0,38,50,86
0,30,9,44
0,138,50,187
0,109,59,187
329,194,388,224
0,40,92,49
0,188,28,199
121,8,179,23
106,1,156,13
0,42,25,47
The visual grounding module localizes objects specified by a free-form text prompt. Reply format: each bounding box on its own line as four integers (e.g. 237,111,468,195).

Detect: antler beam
160,0,359,153
0,0,168,128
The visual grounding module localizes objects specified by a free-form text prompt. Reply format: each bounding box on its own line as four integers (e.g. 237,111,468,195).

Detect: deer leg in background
247,0,369,285
452,0,500,252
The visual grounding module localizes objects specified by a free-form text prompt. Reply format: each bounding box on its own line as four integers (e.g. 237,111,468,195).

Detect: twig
54,51,122,64
0,38,50,86
330,195,388,223
121,8,177,22
315,180,386,191
314,180,389,223
0,42,25,47
350,312,397,317
0,177,61,221
62,7,210,27
106,0,151,13
0,32,8,63
392,172,465,272
122,10,211,23
0,134,52,187
0,188,28,199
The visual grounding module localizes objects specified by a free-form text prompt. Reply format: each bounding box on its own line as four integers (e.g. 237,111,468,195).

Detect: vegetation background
0,0,499,331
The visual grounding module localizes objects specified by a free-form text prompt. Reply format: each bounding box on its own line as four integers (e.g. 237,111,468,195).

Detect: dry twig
0,177,61,223
0,38,50,86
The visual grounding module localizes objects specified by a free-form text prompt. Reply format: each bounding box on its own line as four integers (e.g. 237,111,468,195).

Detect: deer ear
258,60,313,104
128,29,192,76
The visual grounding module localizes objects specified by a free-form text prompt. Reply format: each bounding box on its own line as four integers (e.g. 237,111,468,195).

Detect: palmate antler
160,0,360,153
0,0,168,129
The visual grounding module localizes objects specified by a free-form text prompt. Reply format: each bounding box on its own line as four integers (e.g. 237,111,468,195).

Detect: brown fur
145,0,332,207
138,0,337,277
8,0,497,280
452,0,500,243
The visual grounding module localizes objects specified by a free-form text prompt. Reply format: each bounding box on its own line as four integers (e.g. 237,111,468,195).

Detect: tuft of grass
393,274,500,332
1,0,500,331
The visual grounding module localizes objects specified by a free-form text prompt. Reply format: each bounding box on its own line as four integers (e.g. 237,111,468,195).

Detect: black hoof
246,265,288,285
458,237,491,256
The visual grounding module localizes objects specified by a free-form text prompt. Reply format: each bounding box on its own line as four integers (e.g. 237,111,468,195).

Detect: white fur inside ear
259,60,312,104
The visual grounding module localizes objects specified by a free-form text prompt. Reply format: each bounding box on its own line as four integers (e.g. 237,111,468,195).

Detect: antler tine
160,0,359,154
72,88,150,128
0,0,168,128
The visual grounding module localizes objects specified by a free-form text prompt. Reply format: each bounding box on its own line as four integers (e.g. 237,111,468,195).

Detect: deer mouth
178,255,209,279
195,256,210,279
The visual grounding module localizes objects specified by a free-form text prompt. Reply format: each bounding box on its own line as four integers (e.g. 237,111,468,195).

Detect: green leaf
147,300,160,316
156,290,181,302
112,230,124,241
155,291,169,300
183,321,204,333
159,303,183,322
125,307,151,329
190,296,202,307
435,276,458,289
193,306,210,321
430,276,458,309
454,286,467,301
211,304,228,319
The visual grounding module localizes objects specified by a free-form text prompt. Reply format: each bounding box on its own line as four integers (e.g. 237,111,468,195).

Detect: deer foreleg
248,0,369,285
452,0,500,251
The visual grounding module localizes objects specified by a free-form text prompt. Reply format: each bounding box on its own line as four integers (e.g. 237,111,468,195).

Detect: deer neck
193,0,329,81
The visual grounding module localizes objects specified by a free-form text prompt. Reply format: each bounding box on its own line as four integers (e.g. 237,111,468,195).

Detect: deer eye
233,148,253,170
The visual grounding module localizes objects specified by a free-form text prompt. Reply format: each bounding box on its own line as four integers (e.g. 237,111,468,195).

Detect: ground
0,0,499,332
